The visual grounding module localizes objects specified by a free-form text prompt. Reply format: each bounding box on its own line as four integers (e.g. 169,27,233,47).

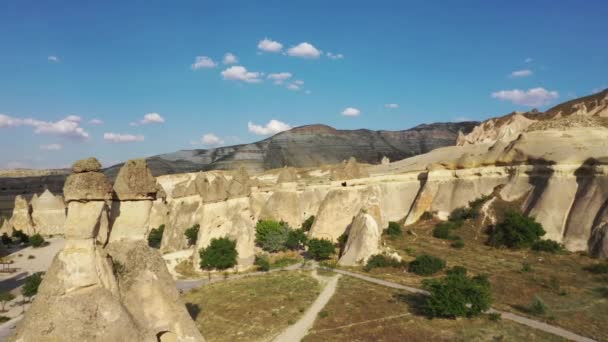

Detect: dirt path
272,270,340,342
330,268,597,342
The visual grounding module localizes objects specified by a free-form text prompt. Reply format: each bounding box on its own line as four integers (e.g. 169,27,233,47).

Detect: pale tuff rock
457,113,537,146
381,156,390,165
276,167,298,183
161,197,202,253
338,210,383,266
63,171,113,202
9,195,34,235
330,157,370,181
0,219,11,235
31,189,66,235
194,197,256,269
71,157,102,173
171,179,197,198
204,174,229,203
149,199,170,232
113,159,157,200
259,191,302,228
227,167,252,198
12,158,204,341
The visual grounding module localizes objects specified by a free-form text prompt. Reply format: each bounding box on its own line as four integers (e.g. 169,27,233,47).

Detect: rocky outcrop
112,159,157,201
30,189,66,236
11,158,204,342
338,209,383,266
276,167,298,183
330,157,370,181
8,195,34,235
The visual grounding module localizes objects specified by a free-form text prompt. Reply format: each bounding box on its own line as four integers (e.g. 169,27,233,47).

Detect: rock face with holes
11,158,204,342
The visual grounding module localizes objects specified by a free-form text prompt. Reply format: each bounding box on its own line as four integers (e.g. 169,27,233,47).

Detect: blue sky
0,0,606,169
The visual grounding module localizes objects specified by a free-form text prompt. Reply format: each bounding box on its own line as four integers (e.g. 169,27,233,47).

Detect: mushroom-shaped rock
72,157,102,173
113,159,158,200
63,171,113,202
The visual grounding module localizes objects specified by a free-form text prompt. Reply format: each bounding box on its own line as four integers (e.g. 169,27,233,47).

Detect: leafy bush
0,292,15,311
22,272,44,300
432,221,460,240
449,207,476,222
337,232,349,250
255,220,290,252
199,237,238,270
12,230,29,244
307,238,335,260
30,234,46,248
364,254,404,272
421,211,434,220
1,233,11,245
451,238,464,249
408,254,446,276
531,239,563,253
521,262,532,272
422,267,492,318
584,263,608,274
147,224,165,249
285,229,308,251
301,215,315,232
488,312,501,321
384,222,402,238
530,296,547,316
184,224,200,247
254,254,270,272
487,211,545,249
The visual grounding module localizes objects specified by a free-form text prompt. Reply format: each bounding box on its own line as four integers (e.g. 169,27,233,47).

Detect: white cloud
491,87,559,107
326,52,344,60
453,116,473,122
385,103,399,109
267,72,292,84
258,38,283,53
221,66,263,83
64,115,81,122
510,69,533,78
89,118,103,125
103,133,145,143
0,114,23,128
222,53,238,65
200,133,224,147
341,107,361,117
140,112,165,124
287,42,321,59
524,57,534,63
286,80,304,91
40,144,62,151
48,56,59,63
191,56,217,70
1,114,89,139
248,119,291,135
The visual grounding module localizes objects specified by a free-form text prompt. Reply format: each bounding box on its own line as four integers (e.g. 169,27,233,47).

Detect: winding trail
272,270,340,342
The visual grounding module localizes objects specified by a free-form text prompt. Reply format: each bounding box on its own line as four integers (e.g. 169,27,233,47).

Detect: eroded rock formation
31,189,66,236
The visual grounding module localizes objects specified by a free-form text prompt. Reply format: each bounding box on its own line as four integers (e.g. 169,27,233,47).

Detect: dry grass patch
182,270,320,342
304,276,565,341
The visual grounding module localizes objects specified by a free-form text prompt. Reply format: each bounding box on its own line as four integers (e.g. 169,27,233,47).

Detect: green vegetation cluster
147,224,164,248
199,237,238,270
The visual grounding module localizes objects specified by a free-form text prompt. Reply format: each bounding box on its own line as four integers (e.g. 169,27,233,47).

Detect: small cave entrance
157,331,178,342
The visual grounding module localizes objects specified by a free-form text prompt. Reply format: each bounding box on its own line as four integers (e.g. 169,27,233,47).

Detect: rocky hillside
105,122,478,178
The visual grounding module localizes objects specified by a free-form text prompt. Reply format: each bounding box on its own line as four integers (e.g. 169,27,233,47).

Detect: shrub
254,254,270,272
451,238,464,249
531,239,564,253
408,254,446,276
421,211,434,220
301,216,315,232
487,211,545,249
255,220,290,252
1,233,11,245
12,230,29,244
364,254,404,272
449,207,476,222
337,232,349,250
285,229,308,251
521,262,532,272
488,312,501,321
30,234,45,248
584,263,608,274
384,222,402,238
422,267,492,318
307,238,335,260
0,292,15,311
184,224,200,247
199,237,238,270
147,224,165,249
22,272,44,300
27,255,35,259
432,221,460,240
530,296,547,316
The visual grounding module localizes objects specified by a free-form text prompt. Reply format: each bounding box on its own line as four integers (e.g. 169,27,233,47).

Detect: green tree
199,237,238,270
307,238,335,260
0,292,15,312
488,211,545,249
254,254,270,272
29,234,46,248
1,233,12,245
255,220,290,252
12,230,29,244
301,216,315,232
21,272,44,302
408,254,446,276
384,222,402,238
184,224,200,247
285,229,308,250
423,267,492,318
147,224,165,249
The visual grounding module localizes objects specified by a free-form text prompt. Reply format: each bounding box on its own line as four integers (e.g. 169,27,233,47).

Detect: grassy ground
304,276,566,342
345,209,608,341
182,270,320,342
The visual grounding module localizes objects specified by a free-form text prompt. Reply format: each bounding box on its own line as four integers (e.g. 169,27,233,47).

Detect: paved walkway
272,270,340,342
